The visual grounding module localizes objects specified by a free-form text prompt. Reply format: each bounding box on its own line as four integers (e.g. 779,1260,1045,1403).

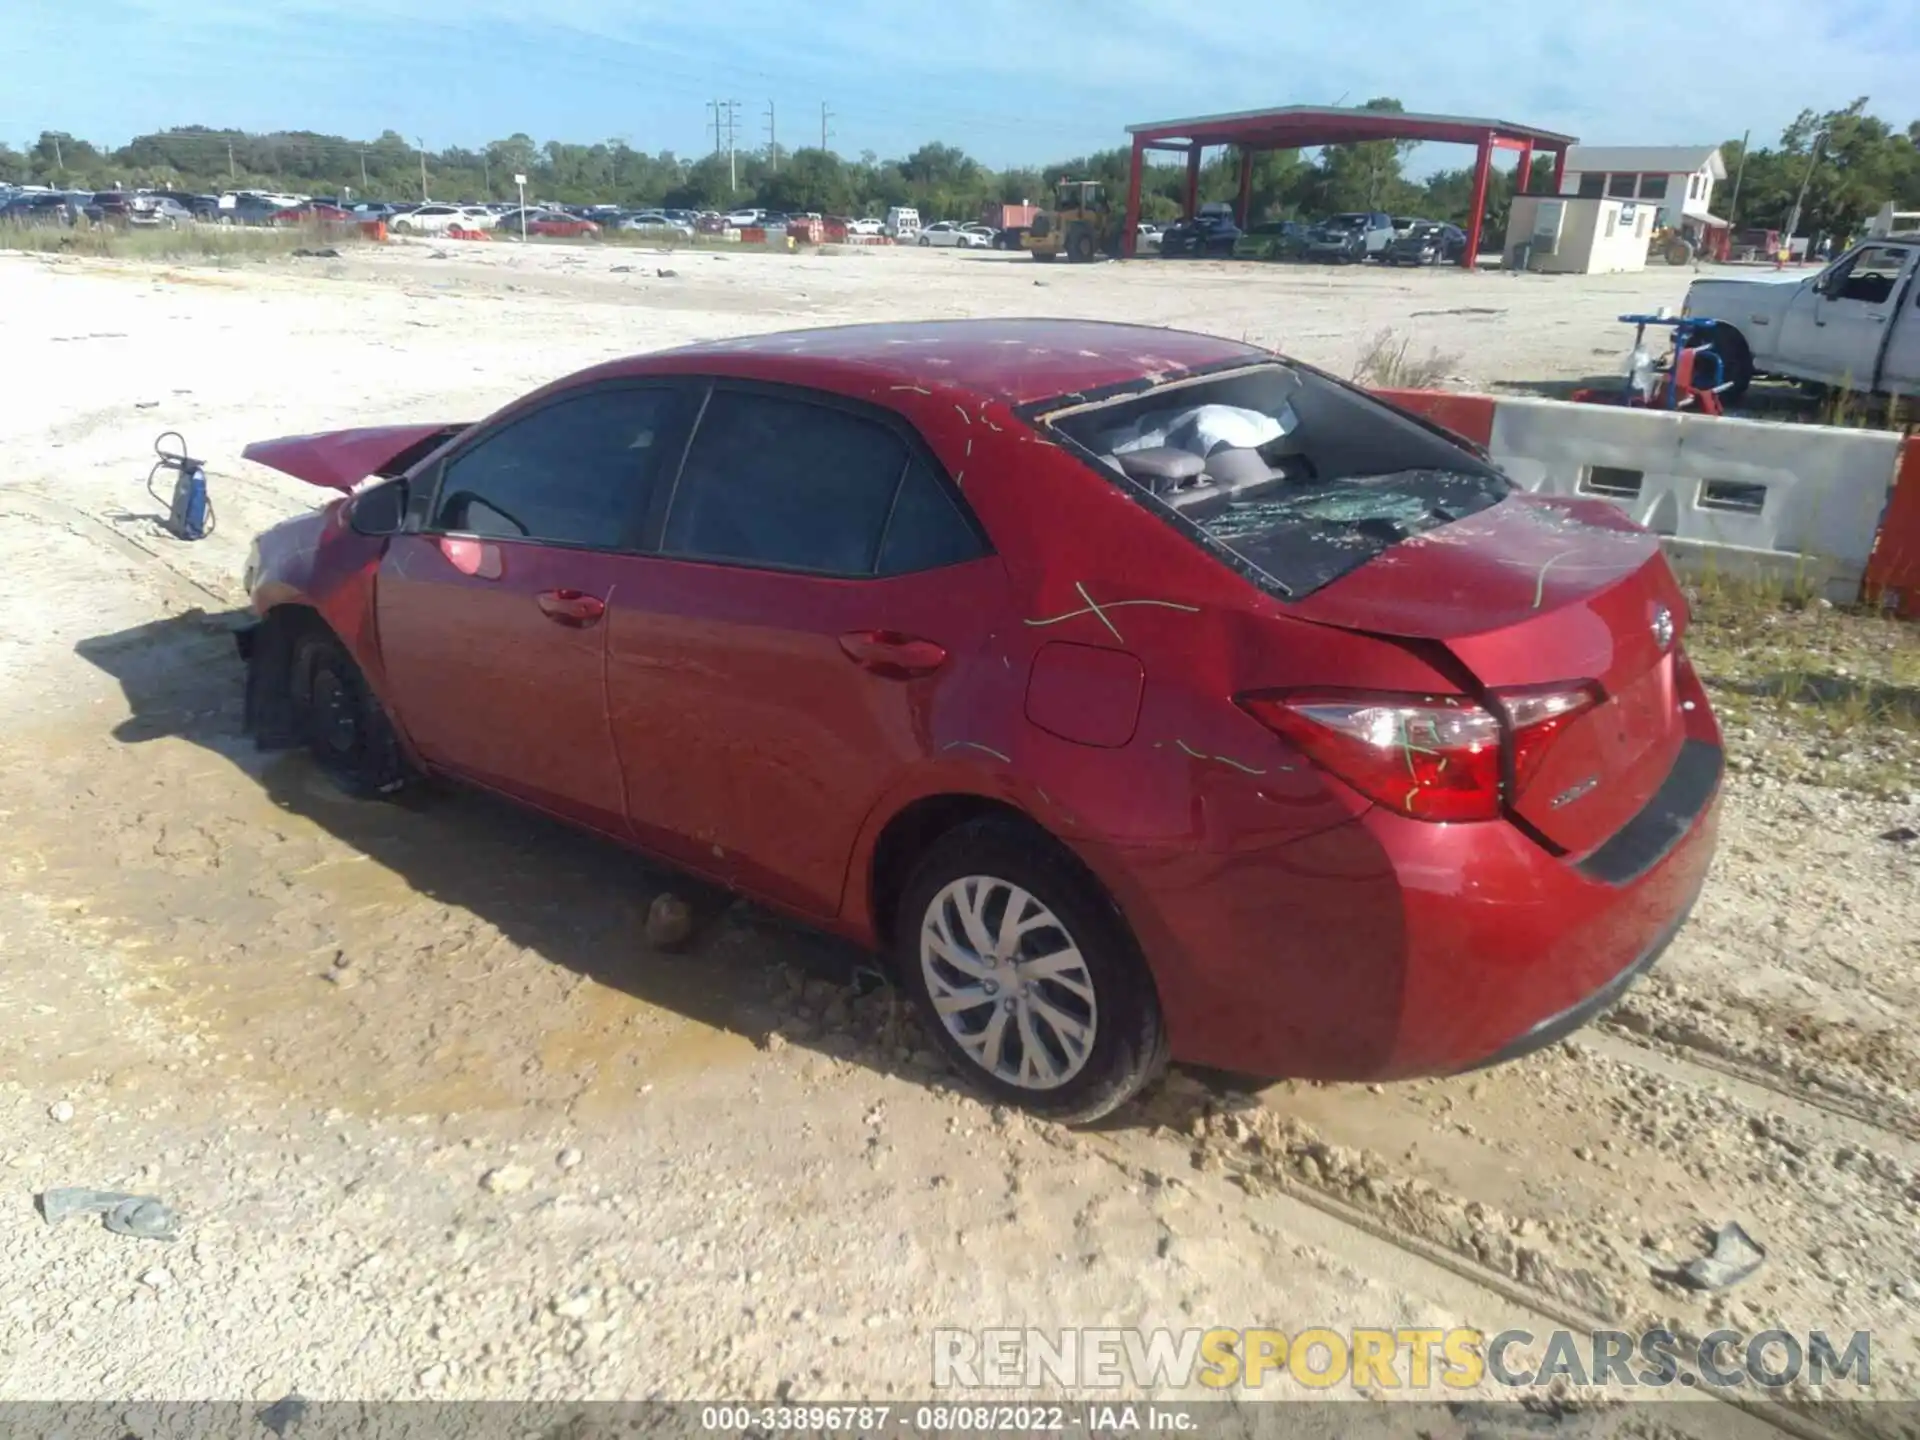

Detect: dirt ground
1,240,1916,1427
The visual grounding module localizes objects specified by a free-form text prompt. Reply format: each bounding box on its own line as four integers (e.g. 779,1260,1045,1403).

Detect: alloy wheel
920,876,1098,1090
309,665,360,759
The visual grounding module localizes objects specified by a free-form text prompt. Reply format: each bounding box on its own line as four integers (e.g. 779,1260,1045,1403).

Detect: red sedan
499,209,600,238
236,320,1721,1121
272,202,353,225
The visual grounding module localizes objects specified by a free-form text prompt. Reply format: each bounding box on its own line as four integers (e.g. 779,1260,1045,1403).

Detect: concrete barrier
1371,388,1908,604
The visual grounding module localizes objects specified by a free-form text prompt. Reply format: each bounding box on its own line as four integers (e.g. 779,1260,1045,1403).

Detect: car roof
582,319,1265,408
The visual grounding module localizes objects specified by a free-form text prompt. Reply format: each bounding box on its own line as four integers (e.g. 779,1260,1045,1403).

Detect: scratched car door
374,383,695,834
603,383,1011,915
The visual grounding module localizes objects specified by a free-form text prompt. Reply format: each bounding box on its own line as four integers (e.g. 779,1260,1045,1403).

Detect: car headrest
1200,447,1279,487
1114,446,1207,495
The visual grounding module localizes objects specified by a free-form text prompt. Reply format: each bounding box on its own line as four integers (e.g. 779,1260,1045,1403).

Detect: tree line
5,97,1914,237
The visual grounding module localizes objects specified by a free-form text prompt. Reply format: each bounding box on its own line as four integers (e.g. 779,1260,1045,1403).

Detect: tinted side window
662,390,907,574
434,387,685,547
877,459,986,575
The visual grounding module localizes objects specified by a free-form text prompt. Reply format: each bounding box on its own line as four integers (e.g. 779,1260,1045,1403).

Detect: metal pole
727,101,739,193
1726,129,1750,228
418,138,429,201
766,101,777,171
517,175,527,243
1783,133,1824,241
1121,137,1143,258
1464,133,1494,270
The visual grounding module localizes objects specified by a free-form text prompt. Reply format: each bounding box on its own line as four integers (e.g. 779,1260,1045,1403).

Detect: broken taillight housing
1238,685,1598,822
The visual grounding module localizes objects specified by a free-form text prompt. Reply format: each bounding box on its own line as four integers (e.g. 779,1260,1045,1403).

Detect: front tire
895,818,1167,1123
289,631,414,798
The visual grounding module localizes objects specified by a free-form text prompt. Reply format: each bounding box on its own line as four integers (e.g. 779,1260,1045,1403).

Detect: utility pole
1783,132,1825,241
707,100,741,187
417,138,429,201
225,140,235,180
1726,128,1750,228
723,100,740,192
766,101,777,171
483,153,491,198
359,150,369,191
52,134,64,173
820,102,834,153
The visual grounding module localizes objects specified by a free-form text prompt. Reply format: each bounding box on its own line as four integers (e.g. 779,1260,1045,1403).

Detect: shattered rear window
1040,364,1510,599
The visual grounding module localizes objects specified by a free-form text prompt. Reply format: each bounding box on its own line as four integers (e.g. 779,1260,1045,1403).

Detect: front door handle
536,589,606,627
838,629,948,679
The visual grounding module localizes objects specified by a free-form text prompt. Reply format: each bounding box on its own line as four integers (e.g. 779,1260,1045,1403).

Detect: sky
6,0,1915,177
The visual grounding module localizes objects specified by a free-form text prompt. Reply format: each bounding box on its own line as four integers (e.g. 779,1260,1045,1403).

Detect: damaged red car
237,319,1721,1121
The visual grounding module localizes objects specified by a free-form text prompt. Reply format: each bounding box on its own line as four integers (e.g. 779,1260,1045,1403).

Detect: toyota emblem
1651,605,1674,651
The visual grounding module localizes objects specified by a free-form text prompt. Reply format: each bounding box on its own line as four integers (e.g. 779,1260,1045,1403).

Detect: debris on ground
478,1164,534,1195
291,248,343,259
39,1187,181,1241
1881,825,1918,844
1663,1222,1767,1291
644,893,693,950
655,268,678,278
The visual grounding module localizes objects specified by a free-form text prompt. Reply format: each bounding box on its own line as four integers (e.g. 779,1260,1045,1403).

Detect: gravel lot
1,240,1914,1425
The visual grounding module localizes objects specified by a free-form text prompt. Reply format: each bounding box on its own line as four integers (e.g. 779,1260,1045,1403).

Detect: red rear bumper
1094,689,1723,1081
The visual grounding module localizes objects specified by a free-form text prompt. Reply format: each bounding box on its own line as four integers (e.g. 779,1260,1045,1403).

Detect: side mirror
348,478,408,536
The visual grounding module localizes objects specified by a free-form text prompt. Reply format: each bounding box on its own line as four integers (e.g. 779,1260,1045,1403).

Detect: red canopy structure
1121,106,1579,266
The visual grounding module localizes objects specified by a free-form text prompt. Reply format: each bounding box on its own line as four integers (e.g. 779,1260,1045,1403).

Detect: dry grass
0,221,363,264
1817,384,1916,435
1684,572,1920,797
1349,327,1462,390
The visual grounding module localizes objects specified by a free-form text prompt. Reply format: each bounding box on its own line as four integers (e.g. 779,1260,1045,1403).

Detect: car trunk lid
1289,493,1691,855
242,422,468,491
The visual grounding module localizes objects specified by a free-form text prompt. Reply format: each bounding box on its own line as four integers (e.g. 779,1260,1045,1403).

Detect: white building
1557,145,1727,234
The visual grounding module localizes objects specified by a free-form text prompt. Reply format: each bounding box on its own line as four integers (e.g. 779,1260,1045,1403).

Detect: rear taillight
1238,685,1597,823
1498,685,1599,796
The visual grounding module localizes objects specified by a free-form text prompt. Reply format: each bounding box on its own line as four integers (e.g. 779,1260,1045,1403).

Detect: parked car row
1159,209,1467,266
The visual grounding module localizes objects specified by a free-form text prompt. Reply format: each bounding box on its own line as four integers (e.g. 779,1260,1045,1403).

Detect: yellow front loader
1022,179,1121,262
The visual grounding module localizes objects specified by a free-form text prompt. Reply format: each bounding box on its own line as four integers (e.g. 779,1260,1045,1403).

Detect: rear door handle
536,589,606,627
838,630,948,679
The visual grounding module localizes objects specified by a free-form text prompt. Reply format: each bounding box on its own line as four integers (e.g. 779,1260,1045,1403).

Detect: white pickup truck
1682,236,1920,401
